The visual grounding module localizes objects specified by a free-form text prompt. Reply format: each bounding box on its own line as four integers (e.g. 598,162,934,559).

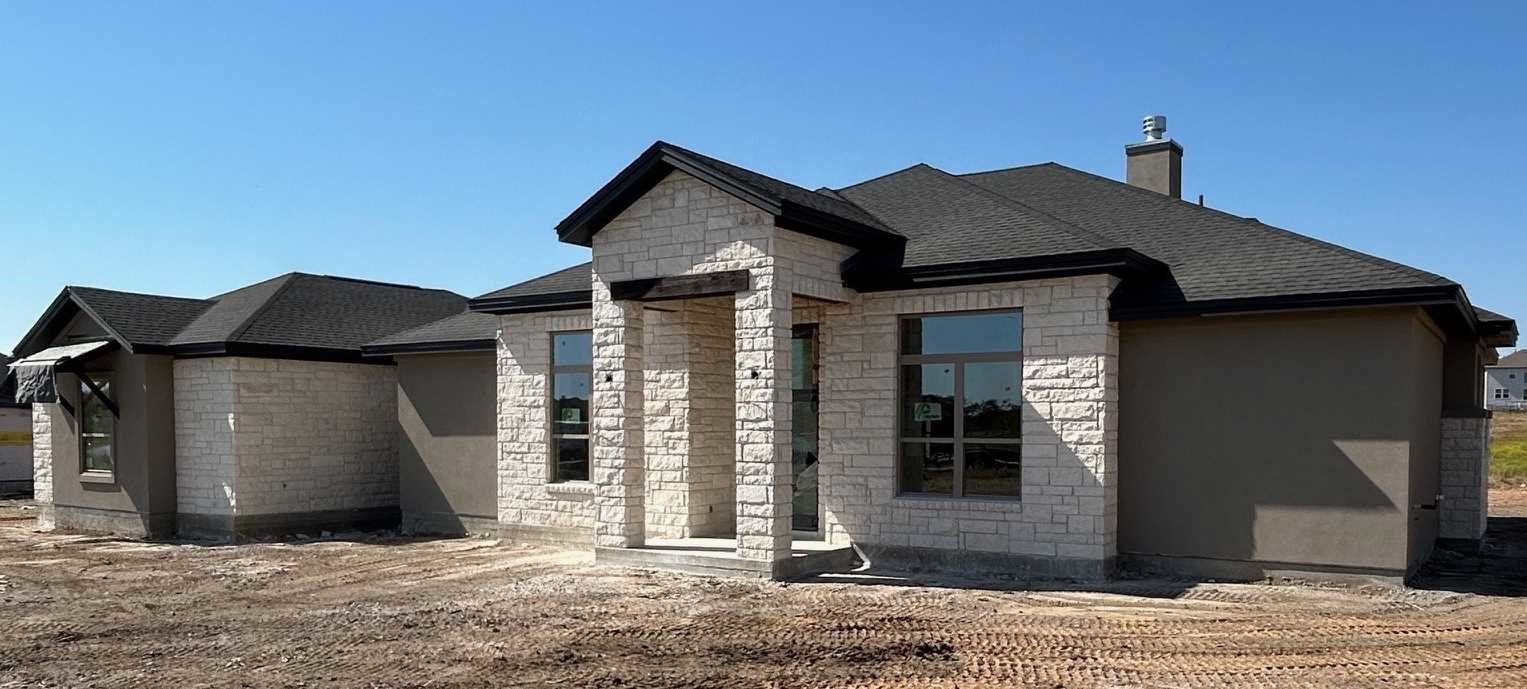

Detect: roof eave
554,143,897,250
167,342,392,365
12,288,141,357
468,290,593,315
1111,284,1517,345
844,248,1167,293
360,339,498,357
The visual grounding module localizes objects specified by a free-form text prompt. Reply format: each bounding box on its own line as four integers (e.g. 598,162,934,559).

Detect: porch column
734,271,792,564
592,297,646,548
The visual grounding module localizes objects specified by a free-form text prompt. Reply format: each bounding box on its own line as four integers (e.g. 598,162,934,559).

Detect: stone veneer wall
817,275,1120,576
642,297,736,538
1439,415,1491,542
173,357,398,523
496,310,599,540
32,404,56,529
586,169,856,565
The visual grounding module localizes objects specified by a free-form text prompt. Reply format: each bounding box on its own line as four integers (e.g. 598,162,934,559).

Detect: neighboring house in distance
0,354,33,493
365,116,1516,583
1485,349,1527,410
7,274,466,539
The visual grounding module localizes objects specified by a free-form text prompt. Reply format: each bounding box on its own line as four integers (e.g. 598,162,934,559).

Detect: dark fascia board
360,339,497,357
844,248,1167,293
608,270,750,302
1112,283,1516,344
165,342,395,366
554,143,900,250
468,290,593,315
12,289,138,357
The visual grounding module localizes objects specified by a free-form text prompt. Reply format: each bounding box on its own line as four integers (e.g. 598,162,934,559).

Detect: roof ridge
956,161,1060,177
66,284,212,304
225,273,299,344
834,162,931,193
1006,164,1454,287
926,164,1121,252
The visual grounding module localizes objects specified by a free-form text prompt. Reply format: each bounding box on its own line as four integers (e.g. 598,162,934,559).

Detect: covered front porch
587,264,850,578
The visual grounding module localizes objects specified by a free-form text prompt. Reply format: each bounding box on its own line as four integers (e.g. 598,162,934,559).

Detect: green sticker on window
561,408,582,423
912,403,942,422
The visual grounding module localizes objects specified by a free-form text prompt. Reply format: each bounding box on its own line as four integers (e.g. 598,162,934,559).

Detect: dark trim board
361,339,497,357
608,270,751,302
844,248,1167,293
555,142,902,250
164,342,397,366
468,290,593,315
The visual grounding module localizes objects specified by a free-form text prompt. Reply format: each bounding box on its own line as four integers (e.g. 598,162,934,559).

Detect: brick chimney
1125,114,1183,198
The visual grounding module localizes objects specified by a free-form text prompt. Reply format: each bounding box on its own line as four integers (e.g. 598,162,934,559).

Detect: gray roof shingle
362,310,500,353
473,263,591,302
23,274,467,358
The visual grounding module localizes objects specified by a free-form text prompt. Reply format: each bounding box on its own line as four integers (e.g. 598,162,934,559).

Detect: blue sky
1,1,1523,355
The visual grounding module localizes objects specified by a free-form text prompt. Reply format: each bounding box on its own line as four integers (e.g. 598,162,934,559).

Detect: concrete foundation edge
861,543,1115,580
47,504,177,539
400,510,499,536
177,506,401,542
1120,553,1407,586
494,523,592,546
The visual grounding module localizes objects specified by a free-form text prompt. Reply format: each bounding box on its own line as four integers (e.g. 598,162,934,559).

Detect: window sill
893,494,1022,509
78,470,116,485
545,481,596,496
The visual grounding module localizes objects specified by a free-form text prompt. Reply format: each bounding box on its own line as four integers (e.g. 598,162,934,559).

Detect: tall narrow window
550,331,592,482
80,375,114,474
898,312,1023,498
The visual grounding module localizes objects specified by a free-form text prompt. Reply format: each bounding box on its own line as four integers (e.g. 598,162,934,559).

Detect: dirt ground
2,495,1526,689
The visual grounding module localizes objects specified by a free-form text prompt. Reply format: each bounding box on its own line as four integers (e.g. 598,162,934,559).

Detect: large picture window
80,375,115,474
550,331,592,482
898,311,1022,498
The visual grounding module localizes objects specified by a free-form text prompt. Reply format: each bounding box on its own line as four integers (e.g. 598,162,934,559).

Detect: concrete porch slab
594,537,857,579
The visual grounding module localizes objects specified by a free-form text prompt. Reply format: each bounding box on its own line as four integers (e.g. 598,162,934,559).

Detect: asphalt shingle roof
473,263,591,301
363,310,500,351
37,274,467,356
471,141,1513,341
67,287,215,347
1497,350,1527,367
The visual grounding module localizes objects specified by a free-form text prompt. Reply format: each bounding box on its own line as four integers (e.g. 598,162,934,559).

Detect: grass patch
1492,411,1527,486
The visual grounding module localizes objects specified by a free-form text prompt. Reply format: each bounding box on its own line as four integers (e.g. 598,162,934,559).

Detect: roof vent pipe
1125,114,1183,198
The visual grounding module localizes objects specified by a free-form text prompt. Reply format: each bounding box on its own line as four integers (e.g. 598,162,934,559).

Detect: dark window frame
78,373,116,477
896,309,1023,500
548,330,593,483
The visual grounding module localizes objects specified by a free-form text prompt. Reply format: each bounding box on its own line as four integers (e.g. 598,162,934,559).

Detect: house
0,354,33,493
6,274,466,539
1485,350,1527,410
363,117,1516,581
16,116,1518,582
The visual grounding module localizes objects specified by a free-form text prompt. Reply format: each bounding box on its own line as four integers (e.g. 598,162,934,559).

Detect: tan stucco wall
396,352,497,529
1117,307,1444,573
32,312,177,536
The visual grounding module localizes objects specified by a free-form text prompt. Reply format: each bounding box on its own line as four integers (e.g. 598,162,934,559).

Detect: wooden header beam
608,270,751,303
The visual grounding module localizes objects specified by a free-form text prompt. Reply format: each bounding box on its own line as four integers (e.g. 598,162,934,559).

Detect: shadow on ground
1410,516,1527,597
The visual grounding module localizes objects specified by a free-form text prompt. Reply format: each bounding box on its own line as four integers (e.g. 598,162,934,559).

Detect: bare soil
2,496,1526,689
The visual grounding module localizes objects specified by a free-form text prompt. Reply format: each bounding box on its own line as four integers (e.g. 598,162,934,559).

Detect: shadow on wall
1120,390,1404,570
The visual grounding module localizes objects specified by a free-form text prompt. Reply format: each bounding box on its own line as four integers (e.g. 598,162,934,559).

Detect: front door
791,325,820,532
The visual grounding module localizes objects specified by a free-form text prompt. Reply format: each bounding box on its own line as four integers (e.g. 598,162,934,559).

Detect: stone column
592,296,646,548
734,269,792,564
1440,414,1491,543
32,404,57,530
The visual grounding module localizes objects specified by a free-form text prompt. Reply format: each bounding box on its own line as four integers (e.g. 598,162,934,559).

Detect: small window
1496,388,1511,400
898,311,1023,499
550,331,592,482
79,375,114,474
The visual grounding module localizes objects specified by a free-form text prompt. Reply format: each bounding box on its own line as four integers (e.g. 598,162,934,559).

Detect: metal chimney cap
1142,114,1167,142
